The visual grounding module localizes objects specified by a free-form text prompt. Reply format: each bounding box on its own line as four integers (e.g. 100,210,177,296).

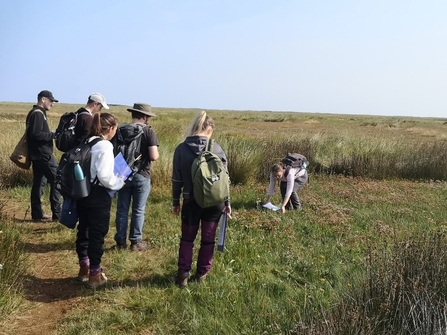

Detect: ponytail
88,112,118,137
187,111,215,136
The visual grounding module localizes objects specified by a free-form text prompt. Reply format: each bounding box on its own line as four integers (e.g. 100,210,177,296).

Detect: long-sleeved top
88,136,125,190
172,135,229,207
26,105,54,160
268,167,307,197
74,107,93,143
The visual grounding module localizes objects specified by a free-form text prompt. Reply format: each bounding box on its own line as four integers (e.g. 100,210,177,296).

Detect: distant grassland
1,102,447,189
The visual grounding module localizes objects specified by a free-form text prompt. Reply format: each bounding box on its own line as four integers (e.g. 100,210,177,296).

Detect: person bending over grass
264,161,308,214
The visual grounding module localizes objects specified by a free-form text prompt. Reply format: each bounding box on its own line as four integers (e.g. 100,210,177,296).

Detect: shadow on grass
22,275,85,303
25,241,73,253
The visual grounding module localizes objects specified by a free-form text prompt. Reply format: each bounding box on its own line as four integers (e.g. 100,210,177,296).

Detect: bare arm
148,146,159,161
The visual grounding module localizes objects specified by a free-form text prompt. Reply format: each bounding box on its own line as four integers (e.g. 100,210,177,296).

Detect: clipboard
107,152,132,197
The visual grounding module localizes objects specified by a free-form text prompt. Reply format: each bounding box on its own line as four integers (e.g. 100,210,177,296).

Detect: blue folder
107,152,132,197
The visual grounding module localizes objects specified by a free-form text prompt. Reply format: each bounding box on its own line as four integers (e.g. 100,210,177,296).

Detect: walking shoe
192,272,207,283
111,243,127,251
76,266,89,283
175,271,189,288
86,272,108,289
33,214,52,222
130,240,148,252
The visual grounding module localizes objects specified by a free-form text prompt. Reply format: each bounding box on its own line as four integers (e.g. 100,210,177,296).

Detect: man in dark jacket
26,90,61,222
68,93,109,151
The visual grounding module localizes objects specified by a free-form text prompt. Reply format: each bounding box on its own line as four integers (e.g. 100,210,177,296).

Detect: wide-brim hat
127,103,156,117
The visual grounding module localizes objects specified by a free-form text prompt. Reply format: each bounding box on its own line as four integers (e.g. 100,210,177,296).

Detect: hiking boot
33,214,51,222
130,240,148,252
111,243,127,251
76,266,89,283
86,272,108,289
192,272,207,283
175,271,189,288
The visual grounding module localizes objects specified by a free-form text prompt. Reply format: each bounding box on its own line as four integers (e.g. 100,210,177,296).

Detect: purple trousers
177,200,222,276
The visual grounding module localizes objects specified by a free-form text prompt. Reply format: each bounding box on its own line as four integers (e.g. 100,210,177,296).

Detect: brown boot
87,272,108,289
192,272,207,283
175,271,189,288
76,266,89,283
130,241,148,252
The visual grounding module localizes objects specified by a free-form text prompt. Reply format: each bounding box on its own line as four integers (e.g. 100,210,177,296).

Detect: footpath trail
2,220,84,335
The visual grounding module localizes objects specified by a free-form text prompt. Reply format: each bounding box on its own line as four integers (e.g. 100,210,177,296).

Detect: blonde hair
186,111,215,136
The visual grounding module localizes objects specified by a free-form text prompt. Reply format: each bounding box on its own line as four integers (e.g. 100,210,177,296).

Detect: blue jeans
114,173,151,245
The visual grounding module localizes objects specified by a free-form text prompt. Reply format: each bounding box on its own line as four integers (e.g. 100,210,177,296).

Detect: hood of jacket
184,135,208,155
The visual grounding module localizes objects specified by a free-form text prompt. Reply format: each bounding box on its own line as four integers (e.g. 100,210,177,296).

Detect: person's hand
280,206,286,214
223,205,232,218
263,196,272,205
172,206,180,215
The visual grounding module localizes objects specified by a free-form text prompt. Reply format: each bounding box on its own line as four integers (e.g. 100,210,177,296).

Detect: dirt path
1,221,84,335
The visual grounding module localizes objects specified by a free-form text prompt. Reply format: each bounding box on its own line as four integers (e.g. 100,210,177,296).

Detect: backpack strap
206,139,214,153
86,137,103,185
26,108,44,126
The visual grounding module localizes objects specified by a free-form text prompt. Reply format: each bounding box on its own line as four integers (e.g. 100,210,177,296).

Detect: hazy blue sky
0,1,445,117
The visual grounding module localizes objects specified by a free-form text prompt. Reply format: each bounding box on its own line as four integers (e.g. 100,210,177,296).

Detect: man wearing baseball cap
27,90,61,222
67,92,110,151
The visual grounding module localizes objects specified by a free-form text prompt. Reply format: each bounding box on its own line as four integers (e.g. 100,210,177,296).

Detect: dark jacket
26,105,54,161
172,136,228,207
74,107,93,144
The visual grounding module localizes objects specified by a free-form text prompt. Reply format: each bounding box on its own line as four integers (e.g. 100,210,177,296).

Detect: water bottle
73,162,84,181
302,162,307,169
73,162,89,198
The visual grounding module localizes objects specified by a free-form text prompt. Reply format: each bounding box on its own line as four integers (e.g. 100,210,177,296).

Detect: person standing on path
75,112,125,289
26,90,61,222
113,103,160,252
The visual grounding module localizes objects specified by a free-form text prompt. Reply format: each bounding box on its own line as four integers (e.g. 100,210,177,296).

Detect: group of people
26,90,159,288
24,89,306,289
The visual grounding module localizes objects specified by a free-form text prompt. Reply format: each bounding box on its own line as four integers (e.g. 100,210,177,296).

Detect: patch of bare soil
1,220,84,335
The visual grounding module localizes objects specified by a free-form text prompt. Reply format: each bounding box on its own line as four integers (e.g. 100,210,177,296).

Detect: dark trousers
280,179,305,210
76,185,112,268
31,156,61,220
178,200,223,275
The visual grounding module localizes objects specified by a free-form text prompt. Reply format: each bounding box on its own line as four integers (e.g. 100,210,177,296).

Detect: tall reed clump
257,133,447,182
217,135,263,185
0,199,27,320
292,230,447,334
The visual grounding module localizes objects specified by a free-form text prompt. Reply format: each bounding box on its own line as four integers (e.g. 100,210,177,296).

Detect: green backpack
191,139,230,208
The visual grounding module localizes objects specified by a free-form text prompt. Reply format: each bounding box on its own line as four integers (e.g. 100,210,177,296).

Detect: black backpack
282,153,309,169
112,123,147,181
56,137,102,200
282,153,310,184
55,110,89,152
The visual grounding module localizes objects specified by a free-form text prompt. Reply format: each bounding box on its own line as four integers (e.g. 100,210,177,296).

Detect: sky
0,1,446,118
